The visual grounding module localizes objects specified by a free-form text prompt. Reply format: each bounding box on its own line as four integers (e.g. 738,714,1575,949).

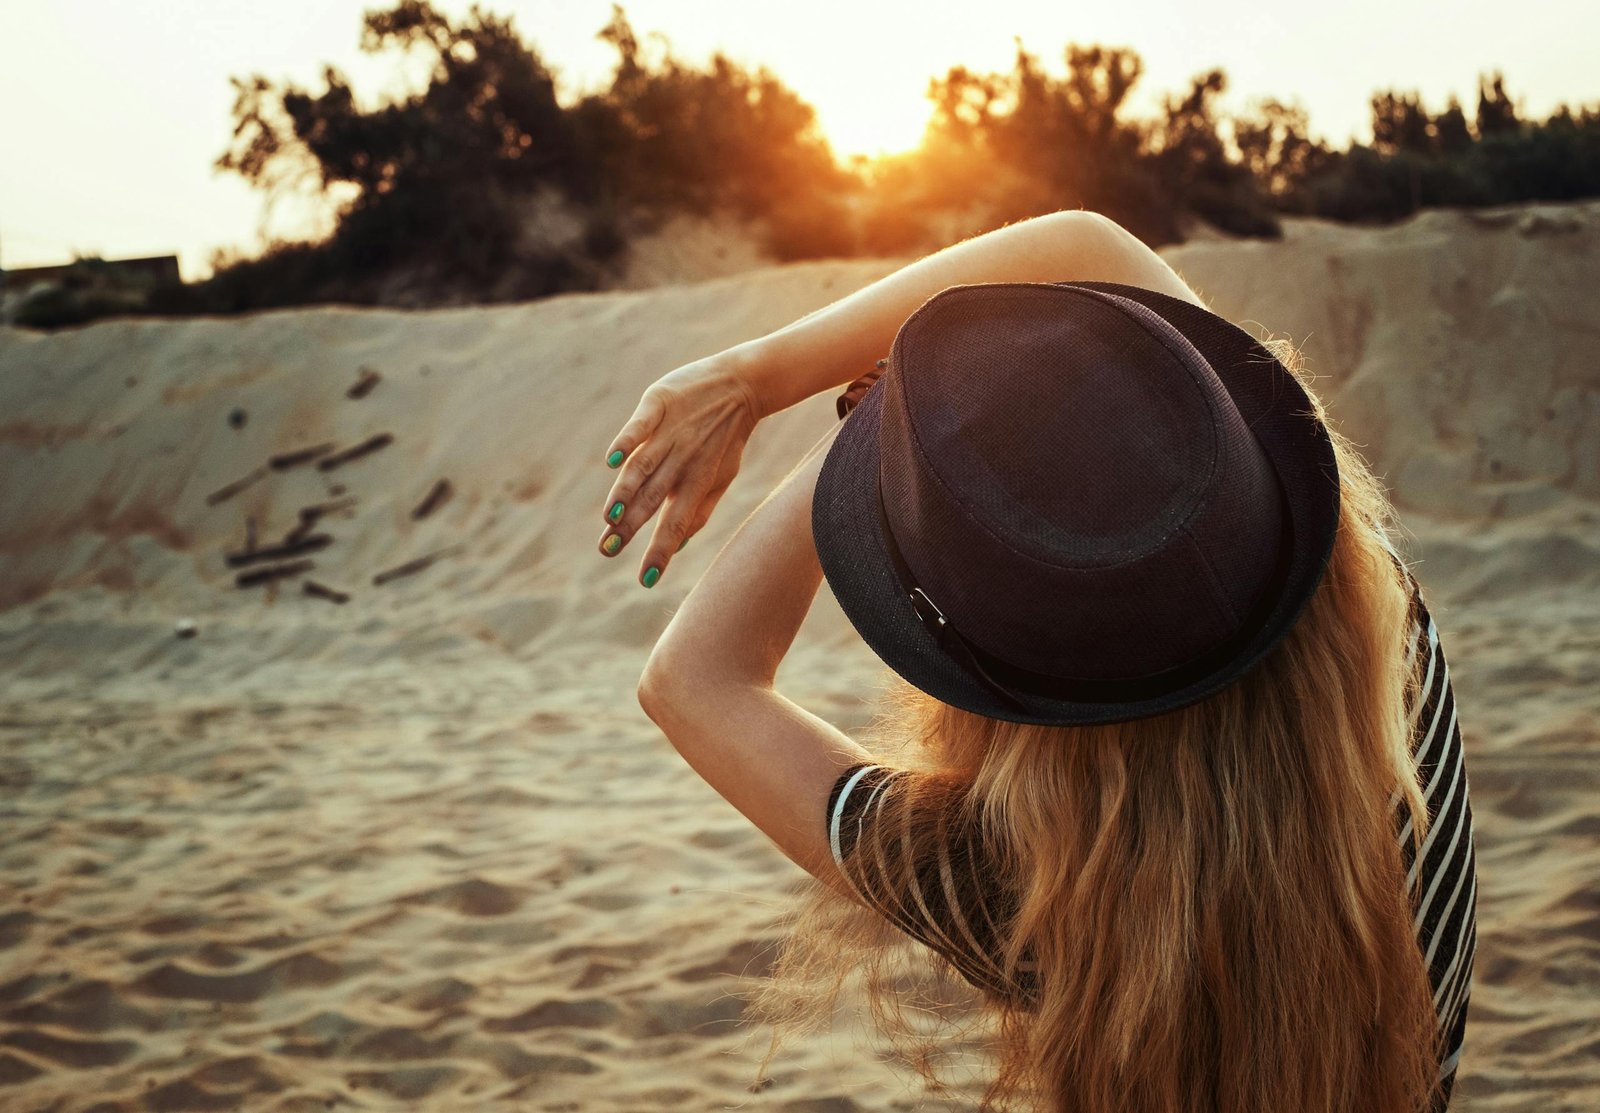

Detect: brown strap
836,359,887,420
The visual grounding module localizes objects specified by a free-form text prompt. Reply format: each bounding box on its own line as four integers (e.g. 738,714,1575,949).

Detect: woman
602,211,1475,1113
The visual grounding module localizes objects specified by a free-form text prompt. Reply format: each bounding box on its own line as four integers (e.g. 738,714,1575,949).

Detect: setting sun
810,88,932,158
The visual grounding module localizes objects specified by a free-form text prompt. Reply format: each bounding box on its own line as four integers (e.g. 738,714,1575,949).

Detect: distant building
0,254,181,295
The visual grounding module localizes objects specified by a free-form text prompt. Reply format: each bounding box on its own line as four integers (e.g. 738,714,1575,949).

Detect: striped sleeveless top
826,578,1476,1106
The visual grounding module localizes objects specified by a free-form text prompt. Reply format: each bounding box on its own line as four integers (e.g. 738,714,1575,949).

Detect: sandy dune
0,201,1596,1111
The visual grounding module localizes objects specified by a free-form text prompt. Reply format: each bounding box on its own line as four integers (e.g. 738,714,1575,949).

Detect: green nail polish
642,566,660,588
607,449,624,468
602,533,622,555
608,501,624,522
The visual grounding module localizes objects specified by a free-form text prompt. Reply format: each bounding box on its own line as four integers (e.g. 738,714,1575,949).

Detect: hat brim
810,280,1340,726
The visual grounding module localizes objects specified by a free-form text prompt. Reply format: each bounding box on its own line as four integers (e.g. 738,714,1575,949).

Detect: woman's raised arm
596,210,1204,587
732,210,1206,417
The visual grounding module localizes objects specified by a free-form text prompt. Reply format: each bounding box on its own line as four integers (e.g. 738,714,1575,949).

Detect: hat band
873,469,1298,710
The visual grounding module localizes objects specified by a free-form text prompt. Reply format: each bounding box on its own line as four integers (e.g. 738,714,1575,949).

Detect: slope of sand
1,201,1597,1111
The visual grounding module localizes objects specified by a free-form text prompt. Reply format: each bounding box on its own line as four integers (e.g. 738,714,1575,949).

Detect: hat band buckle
908,587,946,633
874,475,1033,712
870,461,1299,714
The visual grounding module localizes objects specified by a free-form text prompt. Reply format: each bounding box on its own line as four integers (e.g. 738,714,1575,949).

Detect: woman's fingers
601,438,675,540
681,481,727,543
596,365,758,582
600,438,676,532
599,463,730,585
632,494,692,586
636,473,724,586
604,387,667,469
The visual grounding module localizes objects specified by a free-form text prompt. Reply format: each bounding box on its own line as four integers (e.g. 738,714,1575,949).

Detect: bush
1285,80,1600,221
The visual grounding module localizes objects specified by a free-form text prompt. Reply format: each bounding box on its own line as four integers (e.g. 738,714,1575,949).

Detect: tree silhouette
1434,97,1474,155
1477,72,1520,137
577,5,851,256
214,1,603,304
1233,99,1332,198
1370,91,1435,155
1153,69,1278,236
913,44,1189,243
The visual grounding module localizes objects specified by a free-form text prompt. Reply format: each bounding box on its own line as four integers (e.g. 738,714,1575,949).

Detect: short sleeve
826,762,1038,1003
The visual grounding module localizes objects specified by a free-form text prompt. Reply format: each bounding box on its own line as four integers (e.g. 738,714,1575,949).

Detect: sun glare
811,90,932,159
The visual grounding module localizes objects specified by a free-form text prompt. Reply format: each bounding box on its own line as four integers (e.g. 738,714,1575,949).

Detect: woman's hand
592,211,1200,588
597,352,765,587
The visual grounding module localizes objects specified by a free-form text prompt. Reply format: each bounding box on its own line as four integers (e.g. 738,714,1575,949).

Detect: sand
0,201,1596,1111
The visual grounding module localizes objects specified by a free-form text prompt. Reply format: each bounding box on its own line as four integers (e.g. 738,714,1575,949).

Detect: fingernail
602,533,622,556
642,565,660,588
676,537,687,553
607,500,624,523
607,449,624,468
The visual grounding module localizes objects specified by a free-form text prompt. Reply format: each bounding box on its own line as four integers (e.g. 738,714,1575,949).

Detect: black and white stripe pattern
827,582,1474,1102
1395,584,1477,1099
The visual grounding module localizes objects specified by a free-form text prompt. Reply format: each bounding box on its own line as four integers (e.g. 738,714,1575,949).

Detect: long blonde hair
748,340,1443,1113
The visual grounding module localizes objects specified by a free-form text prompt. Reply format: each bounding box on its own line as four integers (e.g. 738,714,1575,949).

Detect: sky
2,0,1597,280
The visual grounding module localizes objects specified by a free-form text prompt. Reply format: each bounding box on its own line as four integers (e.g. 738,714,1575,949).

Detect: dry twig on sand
285,497,359,542
411,479,453,520
347,367,382,399
235,559,315,588
303,580,351,605
269,443,335,470
372,545,463,587
317,433,394,472
205,467,267,506
225,534,332,568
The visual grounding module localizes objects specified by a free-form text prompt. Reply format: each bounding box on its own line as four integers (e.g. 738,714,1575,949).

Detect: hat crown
877,284,1288,682
892,288,1224,568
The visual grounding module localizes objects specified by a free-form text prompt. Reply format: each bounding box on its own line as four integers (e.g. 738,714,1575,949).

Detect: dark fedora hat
811,280,1341,726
